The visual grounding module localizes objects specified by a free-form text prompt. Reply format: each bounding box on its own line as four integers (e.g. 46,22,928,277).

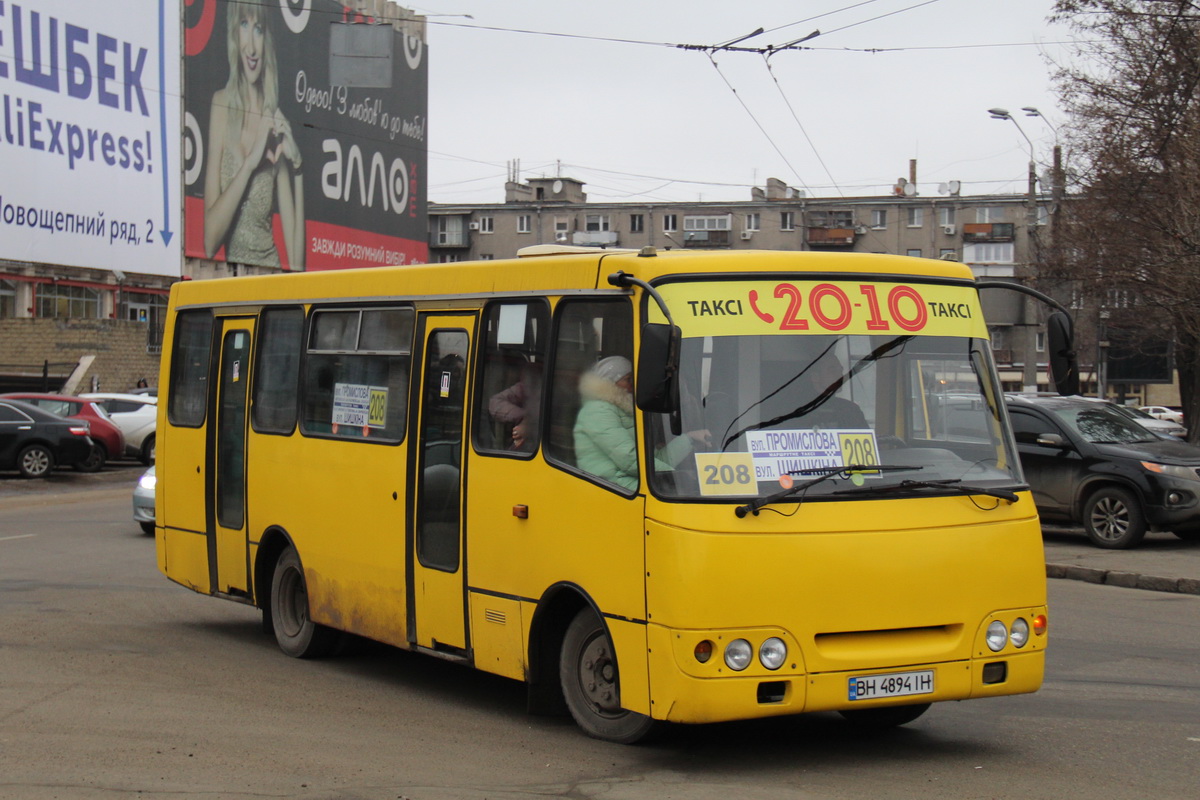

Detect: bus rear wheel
559,608,656,744
270,546,339,659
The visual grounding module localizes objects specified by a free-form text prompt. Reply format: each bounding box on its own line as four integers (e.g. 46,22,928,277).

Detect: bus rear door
208,317,254,598
409,315,474,654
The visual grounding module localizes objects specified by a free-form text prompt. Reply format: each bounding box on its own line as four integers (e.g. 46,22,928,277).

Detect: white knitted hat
592,355,632,383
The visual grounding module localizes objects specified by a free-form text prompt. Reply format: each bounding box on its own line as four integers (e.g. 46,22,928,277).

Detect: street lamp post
989,108,1041,393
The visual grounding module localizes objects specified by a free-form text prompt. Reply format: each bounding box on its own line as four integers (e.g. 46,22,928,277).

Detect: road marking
0,534,38,542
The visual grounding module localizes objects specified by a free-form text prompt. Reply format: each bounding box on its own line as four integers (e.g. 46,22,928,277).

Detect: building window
555,218,570,241
781,211,795,231
683,215,731,231
938,206,955,226
37,283,101,319
630,213,644,233
907,249,922,258
478,216,494,234
871,210,887,230
746,213,760,231
435,216,465,246
479,254,494,260
663,214,678,232
977,206,1005,223
1035,332,1046,352
0,280,15,318
1036,205,1049,226
517,214,532,234
585,214,610,232
906,207,923,228
963,242,1014,263
939,248,957,259
438,253,461,263
808,210,853,228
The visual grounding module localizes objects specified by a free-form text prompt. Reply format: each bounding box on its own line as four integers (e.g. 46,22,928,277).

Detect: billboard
0,0,182,277
183,0,428,271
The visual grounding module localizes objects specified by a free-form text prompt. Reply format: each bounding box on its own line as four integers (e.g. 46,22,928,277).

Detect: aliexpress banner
184,0,428,270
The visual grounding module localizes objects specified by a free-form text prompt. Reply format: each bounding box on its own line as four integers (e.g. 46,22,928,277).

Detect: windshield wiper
734,464,923,518
834,478,1019,503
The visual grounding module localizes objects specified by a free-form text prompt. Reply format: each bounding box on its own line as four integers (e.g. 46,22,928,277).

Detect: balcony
572,230,619,247
431,230,470,248
682,230,730,247
962,223,1015,243
806,227,856,247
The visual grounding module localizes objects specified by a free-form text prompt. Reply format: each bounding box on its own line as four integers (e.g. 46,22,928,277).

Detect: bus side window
252,307,304,434
167,310,214,427
474,300,549,455
545,299,634,476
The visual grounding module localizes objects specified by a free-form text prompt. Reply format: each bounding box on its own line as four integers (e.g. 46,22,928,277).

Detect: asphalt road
1,474,1199,799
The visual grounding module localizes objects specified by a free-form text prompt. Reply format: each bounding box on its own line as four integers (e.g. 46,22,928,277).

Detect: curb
1046,563,1200,596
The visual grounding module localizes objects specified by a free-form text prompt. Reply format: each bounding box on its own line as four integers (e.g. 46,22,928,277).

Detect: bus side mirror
636,323,682,434
1047,311,1079,396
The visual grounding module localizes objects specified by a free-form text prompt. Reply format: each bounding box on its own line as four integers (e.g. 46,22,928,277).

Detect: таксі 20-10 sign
657,280,989,339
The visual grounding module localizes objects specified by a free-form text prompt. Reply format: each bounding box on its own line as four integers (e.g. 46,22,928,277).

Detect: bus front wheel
270,546,339,659
559,608,656,744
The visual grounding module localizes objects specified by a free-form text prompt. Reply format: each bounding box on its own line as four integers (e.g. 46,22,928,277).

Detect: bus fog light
986,621,1008,651
724,639,753,671
758,637,787,670
1010,618,1030,648
694,640,714,664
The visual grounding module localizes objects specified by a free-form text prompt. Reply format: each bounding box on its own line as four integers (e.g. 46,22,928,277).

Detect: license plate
848,669,934,701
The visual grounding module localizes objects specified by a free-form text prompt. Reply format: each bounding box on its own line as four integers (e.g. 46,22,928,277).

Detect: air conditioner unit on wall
740,231,753,240
854,225,868,235
468,222,480,230
942,224,956,235
555,232,568,242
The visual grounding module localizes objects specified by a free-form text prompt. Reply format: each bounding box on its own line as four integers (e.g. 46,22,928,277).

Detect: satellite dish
903,182,917,196
948,180,961,195
937,183,950,195
552,180,563,194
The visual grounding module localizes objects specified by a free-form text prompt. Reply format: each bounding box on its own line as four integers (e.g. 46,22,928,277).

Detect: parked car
1110,402,1187,440
0,393,125,472
81,392,158,464
1141,405,1186,426
0,398,94,478
1007,394,1200,549
132,464,156,535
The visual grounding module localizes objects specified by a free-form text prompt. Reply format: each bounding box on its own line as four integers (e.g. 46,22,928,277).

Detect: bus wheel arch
264,538,339,658
255,527,293,636
525,584,589,717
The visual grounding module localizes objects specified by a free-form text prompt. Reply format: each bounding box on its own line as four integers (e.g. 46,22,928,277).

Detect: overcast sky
418,0,1072,205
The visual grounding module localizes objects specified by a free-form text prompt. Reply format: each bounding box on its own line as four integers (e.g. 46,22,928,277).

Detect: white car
132,465,156,535
1140,405,1185,426
80,392,158,464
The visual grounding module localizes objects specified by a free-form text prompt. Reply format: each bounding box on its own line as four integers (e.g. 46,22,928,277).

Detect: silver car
133,465,155,535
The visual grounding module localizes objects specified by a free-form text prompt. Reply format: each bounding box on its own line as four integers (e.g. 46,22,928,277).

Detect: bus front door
208,318,254,598
409,318,473,654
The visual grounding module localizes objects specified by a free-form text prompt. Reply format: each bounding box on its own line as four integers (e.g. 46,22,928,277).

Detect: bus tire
559,608,656,744
838,702,930,730
270,546,338,659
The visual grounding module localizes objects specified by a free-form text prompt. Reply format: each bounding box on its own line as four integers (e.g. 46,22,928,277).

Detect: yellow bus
156,247,1053,742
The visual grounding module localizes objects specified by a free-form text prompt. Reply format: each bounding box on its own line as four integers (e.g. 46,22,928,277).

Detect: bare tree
1050,0,1200,433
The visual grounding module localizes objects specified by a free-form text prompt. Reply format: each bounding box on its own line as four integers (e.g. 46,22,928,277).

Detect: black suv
1006,394,1200,548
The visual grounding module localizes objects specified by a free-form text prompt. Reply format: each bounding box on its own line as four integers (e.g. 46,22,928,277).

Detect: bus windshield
648,331,1020,499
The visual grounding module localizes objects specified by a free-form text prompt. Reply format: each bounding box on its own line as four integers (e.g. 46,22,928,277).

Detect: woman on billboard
203,3,305,270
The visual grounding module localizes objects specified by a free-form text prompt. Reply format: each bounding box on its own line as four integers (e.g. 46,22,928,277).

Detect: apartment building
429,175,1051,391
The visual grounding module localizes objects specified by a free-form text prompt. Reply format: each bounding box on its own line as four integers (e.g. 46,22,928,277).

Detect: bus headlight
724,639,753,671
758,637,787,670
1010,617,1030,648
986,621,1008,652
